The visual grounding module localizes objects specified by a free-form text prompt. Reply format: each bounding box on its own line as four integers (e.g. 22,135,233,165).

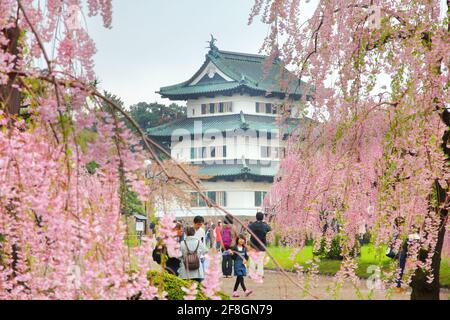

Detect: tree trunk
410,5,450,298
410,210,447,300
0,24,21,116
410,113,450,300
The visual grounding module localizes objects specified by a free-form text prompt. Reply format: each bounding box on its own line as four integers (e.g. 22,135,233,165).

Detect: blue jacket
232,246,248,276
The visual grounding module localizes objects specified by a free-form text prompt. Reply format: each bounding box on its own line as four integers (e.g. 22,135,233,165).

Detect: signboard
135,221,145,232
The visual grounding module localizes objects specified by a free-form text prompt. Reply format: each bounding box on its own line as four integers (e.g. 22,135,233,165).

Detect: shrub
273,233,281,246
304,235,314,246
147,271,229,300
313,237,360,260
314,237,343,260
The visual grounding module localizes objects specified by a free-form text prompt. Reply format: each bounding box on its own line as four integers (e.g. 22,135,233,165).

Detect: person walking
204,222,210,248
193,216,206,246
205,221,213,248
248,212,272,278
178,226,208,282
220,220,234,278
193,215,208,271
230,234,253,298
215,221,222,250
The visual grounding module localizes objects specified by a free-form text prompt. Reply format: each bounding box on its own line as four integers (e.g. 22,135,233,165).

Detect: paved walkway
150,254,449,300
220,270,450,300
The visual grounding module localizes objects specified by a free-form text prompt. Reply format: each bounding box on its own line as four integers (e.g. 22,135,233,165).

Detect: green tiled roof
146,112,310,137
157,48,307,100
160,82,241,96
196,161,279,181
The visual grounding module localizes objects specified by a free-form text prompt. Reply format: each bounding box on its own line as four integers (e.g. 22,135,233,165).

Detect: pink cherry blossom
201,252,222,300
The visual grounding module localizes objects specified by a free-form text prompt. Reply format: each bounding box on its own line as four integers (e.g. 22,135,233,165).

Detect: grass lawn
265,245,450,287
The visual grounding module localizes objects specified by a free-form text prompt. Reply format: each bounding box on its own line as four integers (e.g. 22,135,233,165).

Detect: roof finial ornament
207,34,218,52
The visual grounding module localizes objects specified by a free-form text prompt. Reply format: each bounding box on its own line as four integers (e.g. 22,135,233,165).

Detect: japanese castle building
148,38,311,218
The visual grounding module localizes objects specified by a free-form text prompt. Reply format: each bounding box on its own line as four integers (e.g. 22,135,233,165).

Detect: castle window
201,102,232,114
261,146,271,158
190,192,199,207
190,192,207,207
224,102,233,112
198,194,207,207
191,191,227,207
207,191,216,203
216,191,227,206
191,146,228,160
255,102,277,114
255,191,268,207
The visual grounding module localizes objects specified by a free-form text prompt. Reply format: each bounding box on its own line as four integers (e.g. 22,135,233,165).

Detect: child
229,234,253,298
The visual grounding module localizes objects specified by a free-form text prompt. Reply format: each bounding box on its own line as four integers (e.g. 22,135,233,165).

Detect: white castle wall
154,94,296,217
157,180,272,218
185,94,301,118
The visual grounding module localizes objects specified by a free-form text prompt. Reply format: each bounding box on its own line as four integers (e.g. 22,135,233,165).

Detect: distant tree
128,102,186,131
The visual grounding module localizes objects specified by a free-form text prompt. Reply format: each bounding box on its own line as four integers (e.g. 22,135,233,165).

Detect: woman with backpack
178,226,208,283
220,219,235,278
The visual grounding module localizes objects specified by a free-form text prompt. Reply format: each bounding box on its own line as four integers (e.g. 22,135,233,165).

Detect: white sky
86,0,447,108
86,0,272,107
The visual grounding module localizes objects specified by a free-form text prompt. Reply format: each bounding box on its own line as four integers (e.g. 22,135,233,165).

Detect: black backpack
183,240,200,271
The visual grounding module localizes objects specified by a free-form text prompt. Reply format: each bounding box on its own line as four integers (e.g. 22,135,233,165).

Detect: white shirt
194,227,206,247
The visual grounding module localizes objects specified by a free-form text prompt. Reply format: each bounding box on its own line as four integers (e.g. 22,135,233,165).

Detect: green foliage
313,237,346,260
273,232,281,246
76,129,97,153
313,236,361,260
147,271,230,300
266,245,450,287
127,101,186,131
123,185,145,216
85,160,99,174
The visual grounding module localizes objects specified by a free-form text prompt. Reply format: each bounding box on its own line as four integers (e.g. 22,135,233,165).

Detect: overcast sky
86,0,274,107
86,0,448,108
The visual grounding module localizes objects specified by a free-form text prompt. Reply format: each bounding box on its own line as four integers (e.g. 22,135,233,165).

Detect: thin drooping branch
9,68,321,299
94,88,322,300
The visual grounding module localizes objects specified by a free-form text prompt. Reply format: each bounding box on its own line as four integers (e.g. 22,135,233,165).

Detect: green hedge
147,271,229,300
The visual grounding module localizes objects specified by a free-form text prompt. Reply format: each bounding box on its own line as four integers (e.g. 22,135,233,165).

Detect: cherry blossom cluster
201,252,222,300
252,0,450,294
0,0,163,300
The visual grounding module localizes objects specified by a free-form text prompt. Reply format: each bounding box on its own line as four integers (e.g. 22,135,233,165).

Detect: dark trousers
234,275,246,291
396,250,407,287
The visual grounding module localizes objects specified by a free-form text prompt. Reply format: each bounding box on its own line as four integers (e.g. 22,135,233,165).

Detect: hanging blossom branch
0,0,157,300
250,0,450,300
1,0,323,300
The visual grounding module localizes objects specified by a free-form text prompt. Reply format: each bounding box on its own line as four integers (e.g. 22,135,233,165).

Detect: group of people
152,212,272,298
